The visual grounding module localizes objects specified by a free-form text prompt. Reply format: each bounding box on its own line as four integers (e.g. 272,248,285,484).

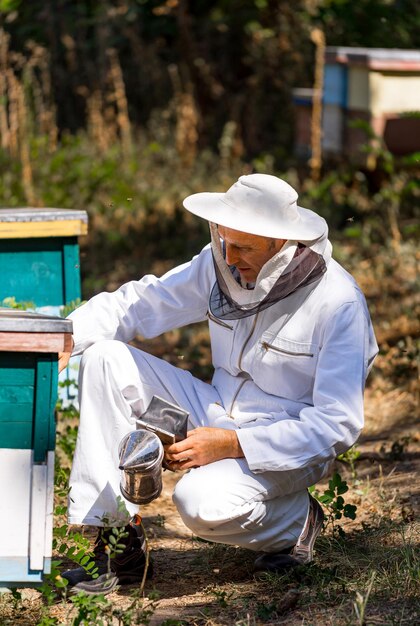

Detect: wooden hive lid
0,207,88,238
0,309,73,353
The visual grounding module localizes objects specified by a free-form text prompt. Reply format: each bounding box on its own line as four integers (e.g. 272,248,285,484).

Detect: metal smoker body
119,430,164,505
118,396,189,505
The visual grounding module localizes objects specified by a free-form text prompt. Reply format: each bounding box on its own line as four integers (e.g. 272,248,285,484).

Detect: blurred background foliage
0,0,418,293
0,0,418,450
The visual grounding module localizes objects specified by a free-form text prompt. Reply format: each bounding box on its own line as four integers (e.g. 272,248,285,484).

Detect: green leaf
73,550,85,563
336,496,345,506
337,483,349,495
330,472,346,490
344,504,357,520
319,494,333,504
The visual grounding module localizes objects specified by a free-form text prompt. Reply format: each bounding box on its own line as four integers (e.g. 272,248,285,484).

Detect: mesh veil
209,227,327,320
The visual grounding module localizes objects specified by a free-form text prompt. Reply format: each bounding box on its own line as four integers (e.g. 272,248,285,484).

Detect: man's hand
58,338,74,372
164,427,244,471
58,351,72,372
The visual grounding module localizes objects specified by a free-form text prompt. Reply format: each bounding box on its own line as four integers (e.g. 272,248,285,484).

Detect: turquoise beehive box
0,208,87,308
0,310,72,585
0,207,88,405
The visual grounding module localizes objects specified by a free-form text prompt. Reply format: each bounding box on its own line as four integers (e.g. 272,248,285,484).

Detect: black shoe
69,572,120,596
62,514,152,593
253,494,324,575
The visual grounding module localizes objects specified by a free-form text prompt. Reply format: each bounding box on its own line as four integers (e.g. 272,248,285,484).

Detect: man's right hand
164,426,244,470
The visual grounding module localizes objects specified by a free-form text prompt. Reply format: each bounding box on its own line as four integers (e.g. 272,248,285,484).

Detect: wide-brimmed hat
183,173,327,241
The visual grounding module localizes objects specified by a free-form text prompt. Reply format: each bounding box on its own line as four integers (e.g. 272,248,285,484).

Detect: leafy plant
311,472,357,537
37,613,61,626
61,299,84,318
337,445,361,480
1,296,35,310
56,423,79,459
210,588,235,608
99,525,130,576
69,591,109,626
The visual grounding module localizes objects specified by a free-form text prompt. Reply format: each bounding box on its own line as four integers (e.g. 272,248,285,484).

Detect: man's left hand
164,427,244,471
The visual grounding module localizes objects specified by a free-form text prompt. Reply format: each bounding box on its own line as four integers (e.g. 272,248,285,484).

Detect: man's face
217,225,286,282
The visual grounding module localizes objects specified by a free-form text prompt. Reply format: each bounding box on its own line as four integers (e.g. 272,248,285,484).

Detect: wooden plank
33,357,54,461
0,310,71,333
0,352,36,366
0,404,33,422
0,558,43,583
0,450,31,559
0,237,82,308
47,359,59,451
0,207,87,222
0,332,72,353
0,245,63,307
43,451,55,573
0,422,32,447
0,219,88,239
0,367,35,385
29,463,48,570
62,241,82,303
0,385,33,404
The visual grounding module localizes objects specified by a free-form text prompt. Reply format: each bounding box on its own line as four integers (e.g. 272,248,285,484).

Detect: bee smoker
118,429,164,504
118,396,189,505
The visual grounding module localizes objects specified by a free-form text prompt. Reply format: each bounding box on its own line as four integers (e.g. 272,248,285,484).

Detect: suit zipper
238,312,259,371
228,313,259,418
206,311,233,330
228,377,249,419
262,341,314,358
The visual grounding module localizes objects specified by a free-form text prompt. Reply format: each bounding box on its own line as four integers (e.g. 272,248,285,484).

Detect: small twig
138,518,150,595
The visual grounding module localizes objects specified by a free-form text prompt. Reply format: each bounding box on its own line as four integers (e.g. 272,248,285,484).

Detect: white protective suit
67,242,377,553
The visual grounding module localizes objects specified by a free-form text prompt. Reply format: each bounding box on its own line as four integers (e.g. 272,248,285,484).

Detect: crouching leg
173,457,325,574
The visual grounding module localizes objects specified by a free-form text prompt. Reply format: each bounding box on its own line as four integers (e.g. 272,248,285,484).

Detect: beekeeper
60,174,377,591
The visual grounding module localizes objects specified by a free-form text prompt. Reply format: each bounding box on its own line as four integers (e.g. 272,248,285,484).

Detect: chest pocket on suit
207,311,235,369
253,332,319,401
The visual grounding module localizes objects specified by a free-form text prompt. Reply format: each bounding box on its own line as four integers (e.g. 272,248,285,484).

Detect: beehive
0,310,72,585
0,207,87,406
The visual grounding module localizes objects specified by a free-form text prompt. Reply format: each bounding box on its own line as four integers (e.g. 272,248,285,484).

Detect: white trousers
69,340,328,553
